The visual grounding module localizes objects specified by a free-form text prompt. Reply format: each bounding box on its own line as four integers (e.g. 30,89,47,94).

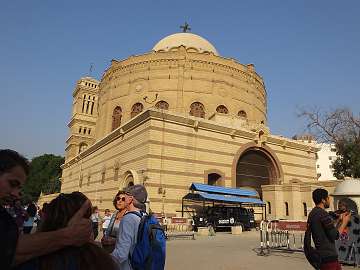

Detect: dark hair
0,149,29,176
40,192,91,232
312,188,329,205
112,190,125,210
39,192,116,270
91,206,98,214
26,203,37,218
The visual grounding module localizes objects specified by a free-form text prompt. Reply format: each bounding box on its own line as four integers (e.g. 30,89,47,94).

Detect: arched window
112,106,122,131
190,102,205,118
238,110,247,118
114,162,120,181
216,105,229,114
268,202,272,214
125,174,135,187
303,202,307,216
87,173,91,186
82,95,86,113
208,173,222,186
79,143,88,153
79,174,83,188
285,202,289,216
131,103,144,118
155,100,169,110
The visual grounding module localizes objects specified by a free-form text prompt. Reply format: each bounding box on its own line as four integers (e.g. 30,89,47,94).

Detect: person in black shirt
308,188,351,270
0,149,93,270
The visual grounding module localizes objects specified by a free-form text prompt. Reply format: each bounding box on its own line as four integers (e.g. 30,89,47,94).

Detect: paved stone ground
166,230,355,270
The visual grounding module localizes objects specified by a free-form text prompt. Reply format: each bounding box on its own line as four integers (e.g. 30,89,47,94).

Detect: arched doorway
234,145,281,198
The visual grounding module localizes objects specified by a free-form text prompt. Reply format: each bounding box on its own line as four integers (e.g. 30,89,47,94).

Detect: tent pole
263,205,266,220
181,198,184,217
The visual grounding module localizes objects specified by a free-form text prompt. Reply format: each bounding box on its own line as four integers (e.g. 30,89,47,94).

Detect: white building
292,135,338,181
316,143,338,181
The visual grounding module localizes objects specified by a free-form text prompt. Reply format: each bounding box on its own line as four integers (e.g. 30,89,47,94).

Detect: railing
257,220,304,256
258,218,360,268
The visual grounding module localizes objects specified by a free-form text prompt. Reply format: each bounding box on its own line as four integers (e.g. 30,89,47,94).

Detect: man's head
123,184,147,211
338,200,348,212
312,188,330,208
0,149,29,203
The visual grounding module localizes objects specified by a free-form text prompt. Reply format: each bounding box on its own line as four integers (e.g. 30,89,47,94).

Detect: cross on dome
180,22,191,33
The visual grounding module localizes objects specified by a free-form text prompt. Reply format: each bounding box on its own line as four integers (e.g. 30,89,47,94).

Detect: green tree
332,140,360,179
299,107,360,179
22,154,64,201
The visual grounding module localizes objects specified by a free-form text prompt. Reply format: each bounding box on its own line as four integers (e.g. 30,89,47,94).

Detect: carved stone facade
38,32,338,221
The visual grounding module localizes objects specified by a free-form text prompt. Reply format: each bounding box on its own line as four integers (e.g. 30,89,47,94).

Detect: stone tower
65,77,100,161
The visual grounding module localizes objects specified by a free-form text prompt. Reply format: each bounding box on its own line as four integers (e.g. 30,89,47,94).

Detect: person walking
307,188,351,270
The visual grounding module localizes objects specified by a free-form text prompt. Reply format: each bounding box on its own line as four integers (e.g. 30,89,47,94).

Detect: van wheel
236,223,244,231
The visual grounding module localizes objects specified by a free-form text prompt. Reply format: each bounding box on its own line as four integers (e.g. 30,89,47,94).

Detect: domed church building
42,29,338,220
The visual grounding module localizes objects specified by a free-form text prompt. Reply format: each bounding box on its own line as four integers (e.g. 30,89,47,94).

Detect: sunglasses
116,196,126,202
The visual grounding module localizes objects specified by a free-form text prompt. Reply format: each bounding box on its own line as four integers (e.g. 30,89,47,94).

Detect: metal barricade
258,220,304,256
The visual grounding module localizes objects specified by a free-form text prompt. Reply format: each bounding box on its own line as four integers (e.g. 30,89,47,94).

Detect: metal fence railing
257,220,304,256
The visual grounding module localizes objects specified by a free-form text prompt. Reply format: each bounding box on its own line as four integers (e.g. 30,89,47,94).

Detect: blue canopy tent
189,183,260,197
182,183,266,219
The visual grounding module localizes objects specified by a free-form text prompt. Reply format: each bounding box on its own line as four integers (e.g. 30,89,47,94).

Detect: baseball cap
123,184,147,204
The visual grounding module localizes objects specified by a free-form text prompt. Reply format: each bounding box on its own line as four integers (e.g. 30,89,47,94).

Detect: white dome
153,33,219,55
332,179,360,196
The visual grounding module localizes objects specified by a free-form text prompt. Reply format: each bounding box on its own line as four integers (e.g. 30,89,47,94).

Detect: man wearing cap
111,184,147,270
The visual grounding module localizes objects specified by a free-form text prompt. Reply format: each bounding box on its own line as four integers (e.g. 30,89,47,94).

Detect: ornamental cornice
101,52,265,91
266,135,318,153
262,182,323,192
63,108,316,169
73,85,100,97
65,134,95,145
67,115,97,127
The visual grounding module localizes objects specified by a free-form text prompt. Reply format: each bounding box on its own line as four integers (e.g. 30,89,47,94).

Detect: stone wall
59,109,318,218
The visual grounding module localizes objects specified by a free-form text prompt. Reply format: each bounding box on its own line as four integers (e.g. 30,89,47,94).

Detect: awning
189,182,258,197
183,192,265,205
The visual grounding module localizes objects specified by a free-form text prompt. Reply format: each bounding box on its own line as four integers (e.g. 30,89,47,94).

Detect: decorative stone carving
135,84,143,93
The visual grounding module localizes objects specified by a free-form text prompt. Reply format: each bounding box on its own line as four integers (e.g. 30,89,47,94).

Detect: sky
1,1,359,159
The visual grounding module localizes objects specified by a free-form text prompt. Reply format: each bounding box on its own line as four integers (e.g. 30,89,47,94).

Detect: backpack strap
125,211,143,219
124,211,149,243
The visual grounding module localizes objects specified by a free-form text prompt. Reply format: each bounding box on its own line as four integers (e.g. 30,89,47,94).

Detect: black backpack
304,220,322,270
